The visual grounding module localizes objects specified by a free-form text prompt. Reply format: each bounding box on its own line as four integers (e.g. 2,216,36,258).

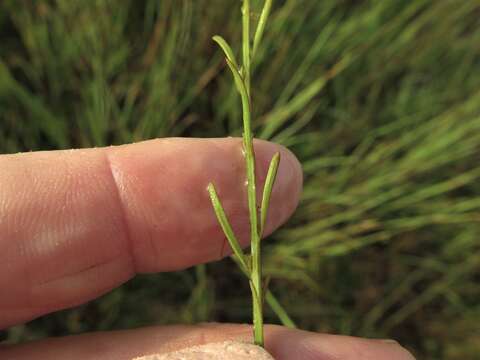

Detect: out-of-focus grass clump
1,1,479,359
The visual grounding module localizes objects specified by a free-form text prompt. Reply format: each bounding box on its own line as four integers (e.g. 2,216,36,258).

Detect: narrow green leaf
207,183,250,275
212,35,240,70
252,0,273,58
231,253,252,279
260,152,280,237
265,290,297,328
242,0,251,91
225,58,249,107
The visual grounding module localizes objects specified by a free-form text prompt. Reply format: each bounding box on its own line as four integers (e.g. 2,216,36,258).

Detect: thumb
0,323,415,360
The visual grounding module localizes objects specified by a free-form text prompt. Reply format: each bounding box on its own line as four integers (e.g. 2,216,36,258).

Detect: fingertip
0,324,416,360
0,138,304,327
264,325,416,360
107,137,303,271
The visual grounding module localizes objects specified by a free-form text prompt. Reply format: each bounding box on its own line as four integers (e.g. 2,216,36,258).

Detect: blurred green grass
1,0,480,358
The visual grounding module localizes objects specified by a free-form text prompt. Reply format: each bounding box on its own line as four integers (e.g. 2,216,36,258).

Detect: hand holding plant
0,1,414,358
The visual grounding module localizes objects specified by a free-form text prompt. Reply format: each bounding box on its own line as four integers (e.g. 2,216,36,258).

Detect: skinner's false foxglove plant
206,0,282,348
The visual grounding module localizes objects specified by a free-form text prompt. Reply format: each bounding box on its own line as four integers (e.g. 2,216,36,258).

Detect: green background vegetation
1,1,480,358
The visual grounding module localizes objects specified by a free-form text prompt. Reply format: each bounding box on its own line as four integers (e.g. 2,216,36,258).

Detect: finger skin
0,138,302,328
0,324,416,360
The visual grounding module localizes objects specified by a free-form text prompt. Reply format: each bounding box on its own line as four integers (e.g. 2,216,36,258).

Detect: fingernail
379,339,400,345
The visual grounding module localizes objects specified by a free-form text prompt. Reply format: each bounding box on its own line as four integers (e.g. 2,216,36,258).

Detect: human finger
0,138,302,328
0,324,415,360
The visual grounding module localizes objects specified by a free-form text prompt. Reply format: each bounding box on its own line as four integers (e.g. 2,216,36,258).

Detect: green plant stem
211,0,281,348
242,0,264,346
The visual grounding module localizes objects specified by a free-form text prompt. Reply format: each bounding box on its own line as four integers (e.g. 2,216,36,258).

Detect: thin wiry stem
209,0,282,348
241,0,264,345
